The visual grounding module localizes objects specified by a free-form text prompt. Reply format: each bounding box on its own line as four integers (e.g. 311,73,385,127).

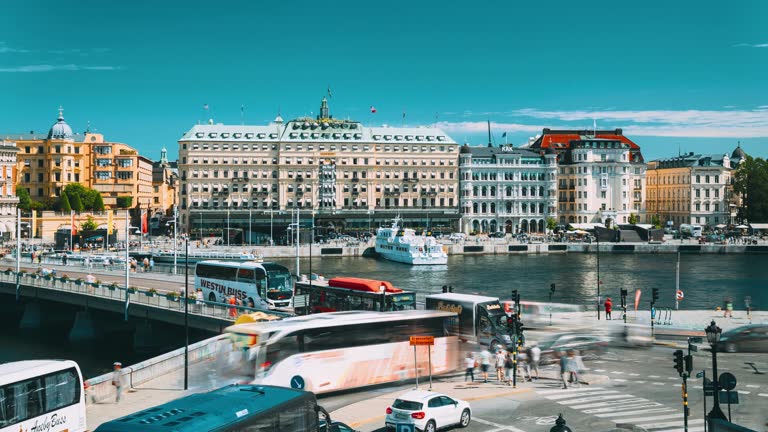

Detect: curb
342,387,533,428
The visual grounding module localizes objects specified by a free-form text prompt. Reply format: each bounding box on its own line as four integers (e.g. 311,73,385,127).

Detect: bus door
254,268,269,306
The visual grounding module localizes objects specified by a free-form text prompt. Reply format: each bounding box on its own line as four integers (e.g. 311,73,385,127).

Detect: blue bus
93,384,331,432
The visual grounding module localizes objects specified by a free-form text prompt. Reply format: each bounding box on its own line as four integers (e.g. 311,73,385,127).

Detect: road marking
653,382,666,386
474,416,529,432
595,407,675,417
649,375,661,378
616,413,683,423
737,390,750,395
583,401,662,412
634,381,647,384
560,394,631,405
628,373,640,376
635,418,704,429
746,384,760,388
668,377,678,380
758,393,768,397
546,390,619,400
614,379,628,382
650,427,705,432
593,369,607,372
611,371,624,375
536,387,605,395
691,385,702,389
592,360,607,364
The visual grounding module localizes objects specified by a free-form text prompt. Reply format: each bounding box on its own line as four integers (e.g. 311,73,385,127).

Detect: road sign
719,372,737,391
409,336,435,346
689,345,698,352
720,391,740,404
290,375,305,390
689,337,703,344
696,371,704,378
704,378,715,396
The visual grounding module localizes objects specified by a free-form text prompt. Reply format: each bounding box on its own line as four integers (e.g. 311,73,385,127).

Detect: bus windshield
267,270,294,298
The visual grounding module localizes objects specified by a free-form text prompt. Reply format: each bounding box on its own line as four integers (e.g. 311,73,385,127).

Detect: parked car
719,324,768,353
385,390,471,432
448,233,466,242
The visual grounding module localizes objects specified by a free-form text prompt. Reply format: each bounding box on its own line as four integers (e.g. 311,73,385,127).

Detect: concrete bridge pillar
69,310,97,342
19,301,42,329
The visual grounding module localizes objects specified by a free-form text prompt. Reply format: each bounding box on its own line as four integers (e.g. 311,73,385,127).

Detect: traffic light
652,288,660,303
684,354,693,374
550,283,556,294
442,285,448,293
673,350,684,375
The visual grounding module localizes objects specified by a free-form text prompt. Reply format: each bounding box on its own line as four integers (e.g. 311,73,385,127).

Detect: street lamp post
596,233,601,320
184,236,189,390
705,320,727,427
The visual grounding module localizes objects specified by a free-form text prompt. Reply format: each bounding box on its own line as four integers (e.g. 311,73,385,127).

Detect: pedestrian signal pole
651,288,659,337
620,288,628,324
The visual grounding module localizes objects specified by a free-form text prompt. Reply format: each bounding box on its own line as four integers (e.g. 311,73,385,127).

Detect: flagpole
124,210,130,322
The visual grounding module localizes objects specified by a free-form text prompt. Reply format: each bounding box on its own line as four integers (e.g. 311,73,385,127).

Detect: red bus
294,277,416,314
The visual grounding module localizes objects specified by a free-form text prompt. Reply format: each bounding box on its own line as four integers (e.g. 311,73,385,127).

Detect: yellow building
0,140,19,240
151,146,178,217
7,108,153,211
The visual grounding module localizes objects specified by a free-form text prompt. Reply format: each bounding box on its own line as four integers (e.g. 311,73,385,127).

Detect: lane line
649,375,661,378
635,419,704,429
628,373,640,376
653,382,666,386
572,399,657,410
593,369,607,372
758,393,768,397
652,426,706,432
614,414,682,423
545,390,619,400
559,394,633,405
634,381,647,384
746,384,760,388
474,416,529,432
536,387,605,395
737,390,750,395
614,379,628,382
595,407,676,417
611,371,624,375
667,377,679,380
584,402,662,414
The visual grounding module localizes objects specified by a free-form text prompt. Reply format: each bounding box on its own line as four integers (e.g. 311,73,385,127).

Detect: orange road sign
409,336,435,346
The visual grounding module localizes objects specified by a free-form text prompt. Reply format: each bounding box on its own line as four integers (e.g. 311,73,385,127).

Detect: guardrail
0,271,292,322
84,334,229,404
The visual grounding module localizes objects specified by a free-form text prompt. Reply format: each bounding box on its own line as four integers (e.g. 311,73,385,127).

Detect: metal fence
0,271,291,321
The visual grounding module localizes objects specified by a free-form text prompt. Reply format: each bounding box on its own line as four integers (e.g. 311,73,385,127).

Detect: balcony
232,176,249,182
384,191,401,197
295,176,304,182
420,191,438,197
213,190,230,196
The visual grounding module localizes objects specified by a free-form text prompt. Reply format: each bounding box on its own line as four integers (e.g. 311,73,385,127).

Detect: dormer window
245,133,254,139
221,133,230,138
208,133,218,138
233,133,242,139
195,132,204,138
258,133,266,138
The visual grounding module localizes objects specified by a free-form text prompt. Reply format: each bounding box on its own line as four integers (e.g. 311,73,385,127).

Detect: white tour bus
224,310,460,394
0,360,86,432
680,224,703,238
195,260,294,309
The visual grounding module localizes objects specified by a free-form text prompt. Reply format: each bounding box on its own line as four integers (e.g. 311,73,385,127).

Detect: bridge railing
0,271,291,322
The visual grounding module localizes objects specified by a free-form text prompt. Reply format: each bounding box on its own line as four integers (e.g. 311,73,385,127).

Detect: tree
58,191,72,212
733,156,768,223
651,214,661,229
16,188,31,211
80,216,98,231
93,193,105,211
628,213,638,224
116,196,133,208
69,192,84,212
546,217,557,232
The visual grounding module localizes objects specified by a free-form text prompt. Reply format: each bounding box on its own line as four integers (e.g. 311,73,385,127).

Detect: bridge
0,263,291,335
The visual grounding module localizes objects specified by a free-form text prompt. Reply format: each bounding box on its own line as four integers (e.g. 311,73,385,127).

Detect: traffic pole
682,373,689,432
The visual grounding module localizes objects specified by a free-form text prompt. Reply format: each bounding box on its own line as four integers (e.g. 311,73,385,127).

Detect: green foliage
81,215,98,231
30,201,46,211
58,191,72,212
733,156,768,224
69,192,84,212
93,193,105,211
116,196,133,208
651,214,662,228
628,213,638,224
546,217,557,231
16,188,31,211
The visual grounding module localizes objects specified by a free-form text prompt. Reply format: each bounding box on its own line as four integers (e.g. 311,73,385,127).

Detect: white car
385,390,471,432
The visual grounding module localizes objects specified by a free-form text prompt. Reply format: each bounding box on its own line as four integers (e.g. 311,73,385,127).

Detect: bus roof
328,277,401,293
0,360,80,383
93,384,313,432
226,310,456,335
197,260,288,271
426,292,499,304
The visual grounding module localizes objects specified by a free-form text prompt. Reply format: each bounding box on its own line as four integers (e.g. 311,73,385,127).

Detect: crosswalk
536,386,704,432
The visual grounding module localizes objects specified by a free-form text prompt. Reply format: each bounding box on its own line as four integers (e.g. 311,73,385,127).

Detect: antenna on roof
487,120,492,147
593,118,597,137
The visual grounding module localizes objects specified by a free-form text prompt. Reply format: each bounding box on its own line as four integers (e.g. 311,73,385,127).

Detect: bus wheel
208,293,217,302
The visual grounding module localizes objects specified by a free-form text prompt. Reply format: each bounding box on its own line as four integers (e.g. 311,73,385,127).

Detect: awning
715,224,727,229
568,223,605,230
750,223,768,230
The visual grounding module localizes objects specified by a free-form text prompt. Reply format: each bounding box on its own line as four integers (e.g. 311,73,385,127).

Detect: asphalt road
329,344,768,432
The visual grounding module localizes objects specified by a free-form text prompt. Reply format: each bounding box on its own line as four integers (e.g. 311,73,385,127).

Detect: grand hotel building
178,99,460,242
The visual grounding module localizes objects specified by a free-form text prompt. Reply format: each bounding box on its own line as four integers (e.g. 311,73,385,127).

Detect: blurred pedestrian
559,351,569,389
111,362,125,403
604,297,613,320
504,351,515,385
464,353,476,382
723,296,734,318
494,348,506,382
566,350,582,387
528,343,541,380
149,258,155,272
479,348,492,383
228,295,238,318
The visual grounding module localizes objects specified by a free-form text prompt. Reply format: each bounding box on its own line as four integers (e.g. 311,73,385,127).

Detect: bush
116,196,133,208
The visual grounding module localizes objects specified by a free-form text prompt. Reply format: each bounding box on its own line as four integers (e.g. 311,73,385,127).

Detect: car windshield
392,399,423,410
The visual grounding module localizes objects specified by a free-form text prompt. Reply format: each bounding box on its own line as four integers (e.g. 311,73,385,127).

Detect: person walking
494,348,506,383
464,353,476,382
149,258,155,272
479,348,492,383
528,343,541,380
724,296,734,318
228,295,238,318
62,253,68,266
111,362,125,403
566,350,582,387
559,351,570,389
604,297,613,320
195,288,204,312
504,351,515,385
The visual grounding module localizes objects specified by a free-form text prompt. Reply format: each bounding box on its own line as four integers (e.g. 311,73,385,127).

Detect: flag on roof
370,106,377,113
502,132,507,138
327,86,332,98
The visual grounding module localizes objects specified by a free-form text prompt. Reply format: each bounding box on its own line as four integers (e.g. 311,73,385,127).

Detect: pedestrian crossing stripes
536,386,698,432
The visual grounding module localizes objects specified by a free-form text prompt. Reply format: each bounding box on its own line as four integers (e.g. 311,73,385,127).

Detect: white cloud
431,107,768,138
0,64,118,72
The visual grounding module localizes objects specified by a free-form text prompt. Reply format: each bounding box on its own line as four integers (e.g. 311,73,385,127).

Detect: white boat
375,217,448,265
150,250,262,263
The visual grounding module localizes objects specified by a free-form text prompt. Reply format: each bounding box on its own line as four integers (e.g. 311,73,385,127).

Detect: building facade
0,140,19,239
458,144,557,234
646,147,743,228
6,108,154,211
177,98,460,243
529,129,647,227
151,146,178,217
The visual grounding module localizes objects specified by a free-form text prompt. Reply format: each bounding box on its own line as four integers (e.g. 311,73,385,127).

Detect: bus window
255,268,267,298
237,268,255,282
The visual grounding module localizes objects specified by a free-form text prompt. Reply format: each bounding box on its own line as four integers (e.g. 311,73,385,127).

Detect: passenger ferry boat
374,217,448,265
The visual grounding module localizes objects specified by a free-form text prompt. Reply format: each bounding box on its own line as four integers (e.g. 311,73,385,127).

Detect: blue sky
1,0,766,161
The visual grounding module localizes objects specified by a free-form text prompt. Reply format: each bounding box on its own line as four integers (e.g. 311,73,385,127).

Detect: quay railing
0,270,292,322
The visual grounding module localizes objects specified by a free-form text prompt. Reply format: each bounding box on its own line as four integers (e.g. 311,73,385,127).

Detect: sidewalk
557,310,768,335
